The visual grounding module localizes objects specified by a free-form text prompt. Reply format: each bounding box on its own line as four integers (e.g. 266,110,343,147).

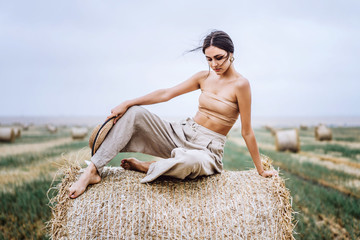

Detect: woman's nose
211,61,218,67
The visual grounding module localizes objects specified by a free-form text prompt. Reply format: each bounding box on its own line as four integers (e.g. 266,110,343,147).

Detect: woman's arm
108,71,207,123
235,79,278,177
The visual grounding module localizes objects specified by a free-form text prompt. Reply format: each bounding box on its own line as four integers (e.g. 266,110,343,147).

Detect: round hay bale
275,128,300,152
13,127,21,138
0,127,16,142
299,124,308,130
22,123,30,131
71,127,88,140
315,124,332,141
47,124,58,133
49,160,295,239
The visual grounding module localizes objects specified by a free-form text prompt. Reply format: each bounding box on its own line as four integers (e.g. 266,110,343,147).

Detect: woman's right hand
260,170,278,178
106,102,130,124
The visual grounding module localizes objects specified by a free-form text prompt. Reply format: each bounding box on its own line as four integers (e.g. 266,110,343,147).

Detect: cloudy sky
0,0,359,120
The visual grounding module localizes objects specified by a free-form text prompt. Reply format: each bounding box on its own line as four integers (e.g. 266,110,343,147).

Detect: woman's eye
207,58,212,61
216,56,224,60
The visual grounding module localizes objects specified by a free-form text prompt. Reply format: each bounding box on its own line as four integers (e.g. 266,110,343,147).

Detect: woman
69,30,278,199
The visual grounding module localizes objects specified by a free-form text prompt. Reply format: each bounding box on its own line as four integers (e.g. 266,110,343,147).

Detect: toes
121,159,130,168
70,192,78,199
69,189,76,198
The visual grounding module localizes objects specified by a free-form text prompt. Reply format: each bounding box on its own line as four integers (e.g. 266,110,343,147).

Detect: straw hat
89,117,115,156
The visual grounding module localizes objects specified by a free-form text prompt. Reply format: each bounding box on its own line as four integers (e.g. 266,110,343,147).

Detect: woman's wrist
258,169,265,176
124,100,133,109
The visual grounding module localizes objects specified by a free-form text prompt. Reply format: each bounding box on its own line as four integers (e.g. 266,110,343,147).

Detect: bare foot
120,158,155,173
68,162,101,199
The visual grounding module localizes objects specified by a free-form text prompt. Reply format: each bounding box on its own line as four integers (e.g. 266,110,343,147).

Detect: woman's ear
230,53,235,63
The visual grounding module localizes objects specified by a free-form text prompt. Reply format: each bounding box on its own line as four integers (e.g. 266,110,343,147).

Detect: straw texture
49,156,295,239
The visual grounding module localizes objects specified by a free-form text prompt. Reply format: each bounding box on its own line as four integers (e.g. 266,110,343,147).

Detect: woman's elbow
160,89,171,102
241,128,254,138
162,88,177,102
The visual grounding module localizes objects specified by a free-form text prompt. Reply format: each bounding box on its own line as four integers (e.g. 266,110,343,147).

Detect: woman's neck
220,64,237,79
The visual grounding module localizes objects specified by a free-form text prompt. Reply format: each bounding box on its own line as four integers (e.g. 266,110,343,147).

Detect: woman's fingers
106,113,117,122
106,114,114,120
270,170,278,177
114,115,121,124
262,170,279,178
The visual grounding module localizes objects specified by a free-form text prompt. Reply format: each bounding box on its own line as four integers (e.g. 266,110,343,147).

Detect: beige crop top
198,90,239,127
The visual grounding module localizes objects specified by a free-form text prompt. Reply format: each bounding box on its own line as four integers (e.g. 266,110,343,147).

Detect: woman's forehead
204,46,227,57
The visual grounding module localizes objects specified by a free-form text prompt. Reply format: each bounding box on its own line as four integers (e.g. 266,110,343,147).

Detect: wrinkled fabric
91,106,226,183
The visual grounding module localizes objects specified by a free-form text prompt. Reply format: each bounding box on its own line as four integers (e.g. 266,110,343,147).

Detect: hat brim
89,117,115,156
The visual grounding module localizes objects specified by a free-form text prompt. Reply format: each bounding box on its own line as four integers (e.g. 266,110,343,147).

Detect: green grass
332,127,360,142
298,128,316,138
259,148,360,197
301,143,360,161
222,140,254,170
0,141,88,169
0,178,56,240
283,169,360,239
0,127,72,146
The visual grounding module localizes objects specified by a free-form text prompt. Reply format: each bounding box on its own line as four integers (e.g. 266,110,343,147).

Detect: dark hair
189,30,234,55
187,30,235,78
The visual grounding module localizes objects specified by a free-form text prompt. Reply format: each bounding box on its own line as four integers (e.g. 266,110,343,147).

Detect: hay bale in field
299,124,308,130
71,127,88,140
0,127,16,142
13,127,21,138
275,129,300,152
47,124,58,133
48,156,295,239
21,123,30,131
315,124,332,141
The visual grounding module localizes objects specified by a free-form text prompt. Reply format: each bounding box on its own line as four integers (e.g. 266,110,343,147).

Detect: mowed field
0,124,359,239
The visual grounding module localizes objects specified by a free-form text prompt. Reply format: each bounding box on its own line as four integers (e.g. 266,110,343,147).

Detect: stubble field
0,124,359,239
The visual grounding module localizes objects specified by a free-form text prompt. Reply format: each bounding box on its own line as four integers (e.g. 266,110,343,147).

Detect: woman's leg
140,147,223,183
120,157,155,173
69,106,179,198
68,162,101,198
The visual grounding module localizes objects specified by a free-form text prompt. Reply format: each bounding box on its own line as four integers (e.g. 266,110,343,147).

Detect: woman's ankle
87,162,100,175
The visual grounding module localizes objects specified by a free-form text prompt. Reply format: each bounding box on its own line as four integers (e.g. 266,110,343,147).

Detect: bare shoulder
192,70,210,82
233,75,252,110
186,70,210,88
234,75,250,92
194,70,210,78
166,70,209,99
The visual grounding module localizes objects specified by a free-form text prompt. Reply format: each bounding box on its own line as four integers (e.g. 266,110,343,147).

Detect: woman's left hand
260,170,279,178
106,102,129,124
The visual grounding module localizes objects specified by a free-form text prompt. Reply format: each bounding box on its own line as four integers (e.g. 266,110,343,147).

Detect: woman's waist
198,106,238,124
192,112,233,137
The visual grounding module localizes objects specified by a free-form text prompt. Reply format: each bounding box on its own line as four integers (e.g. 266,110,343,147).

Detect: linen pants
91,106,227,183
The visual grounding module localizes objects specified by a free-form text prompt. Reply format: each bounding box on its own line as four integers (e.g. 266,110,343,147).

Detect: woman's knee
126,105,147,117
122,106,149,124
179,155,203,170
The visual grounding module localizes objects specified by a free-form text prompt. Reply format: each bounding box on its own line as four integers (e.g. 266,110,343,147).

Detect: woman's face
204,46,232,75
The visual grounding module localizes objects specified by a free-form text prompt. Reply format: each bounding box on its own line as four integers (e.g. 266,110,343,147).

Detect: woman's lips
214,68,221,72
